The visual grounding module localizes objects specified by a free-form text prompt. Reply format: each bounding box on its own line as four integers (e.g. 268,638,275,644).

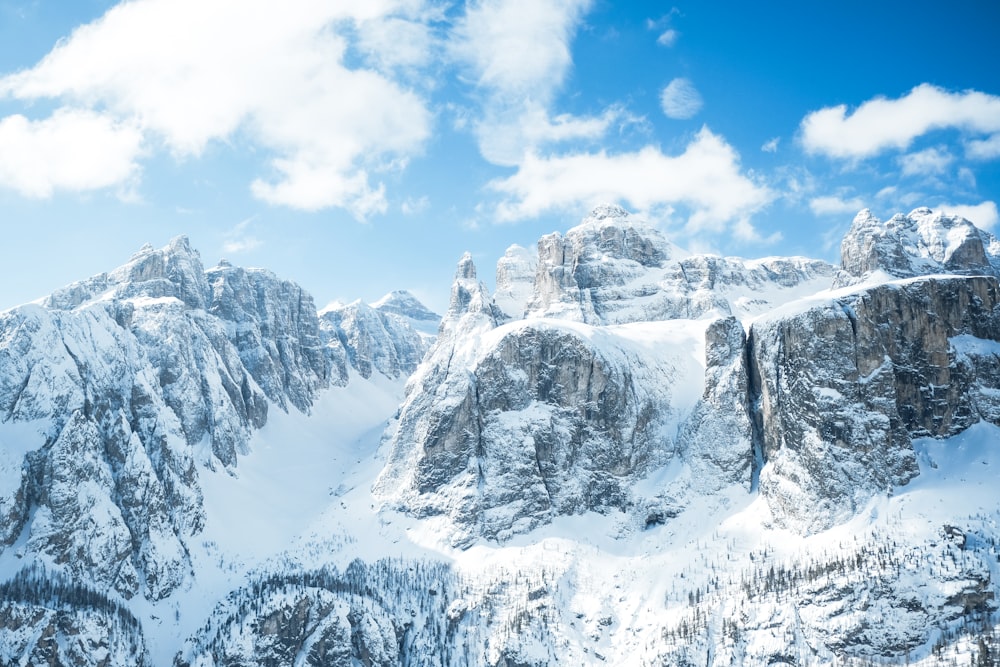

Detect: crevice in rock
745,327,766,493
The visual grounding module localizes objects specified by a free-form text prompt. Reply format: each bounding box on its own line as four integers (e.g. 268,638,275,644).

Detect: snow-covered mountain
2,207,1000,666
0,237,436,607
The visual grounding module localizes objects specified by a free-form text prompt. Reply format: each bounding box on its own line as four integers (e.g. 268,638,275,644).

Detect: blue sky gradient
0,0,998,313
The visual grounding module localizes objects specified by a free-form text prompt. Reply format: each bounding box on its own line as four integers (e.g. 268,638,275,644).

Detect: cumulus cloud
475,101,630,166
0,108,143,198
897,146,954,177
800,84,1000,159
935,201,999,230
488,127,773,234
0,0,433,215
660,78,703,120
809,195,867,216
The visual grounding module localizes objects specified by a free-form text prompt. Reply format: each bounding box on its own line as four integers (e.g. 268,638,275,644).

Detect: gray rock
494,244,537,320
0,237,432,601
526,205,835,323
319,299,435,381
750,276,1000,532
206,262,328,412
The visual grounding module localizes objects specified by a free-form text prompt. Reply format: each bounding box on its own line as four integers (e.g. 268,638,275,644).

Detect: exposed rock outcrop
525,205,834,323
319,298,436,381
750,276,1000,531
837,207,1000,286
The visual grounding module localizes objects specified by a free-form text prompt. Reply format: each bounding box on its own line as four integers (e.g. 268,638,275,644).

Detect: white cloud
401,195,430,215
761,137,780,153
958,167,977,188
0,0,433,215
221,218,262,254
656,29,678,47
0,108,143,197
488,127,773,234
452,0,591,101
897,146,954,177
476,102,628,166
809,195,867,216
966,133,1000,160
451,0,606,164
935,201,999,230
800,84,1000,159
660,78,703,120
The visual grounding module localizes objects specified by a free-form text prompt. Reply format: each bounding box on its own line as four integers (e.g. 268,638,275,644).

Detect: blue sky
1,0,998,313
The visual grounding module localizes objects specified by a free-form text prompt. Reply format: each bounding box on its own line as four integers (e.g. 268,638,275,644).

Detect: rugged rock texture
494,244,538,320
206,261,328,413
0,304,200,599
525,204,834,323
526,204,684,323
0,237,438,601
319,297,436,381
750,276,1000,532
0,567,151,667
837,207,1000,286
677,316,755,492
178,590,399,667
376,248,751,544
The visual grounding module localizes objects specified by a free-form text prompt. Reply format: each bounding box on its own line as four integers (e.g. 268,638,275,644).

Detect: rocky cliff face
319,296,436,381
750,277,1000,531
4,207,1000,667
376,204,1000,546
375,208,839,545
205,261,329,413
494,244,537,320
0,237,438,602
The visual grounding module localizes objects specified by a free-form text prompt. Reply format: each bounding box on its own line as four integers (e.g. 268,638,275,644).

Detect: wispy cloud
800,84,1000,159
660,78,703,120
449,0,605,165
809,195,866,216
897,146,954,177
221,218,262,254
401,195,429,215
646,9,680,47
656,29,678,47
966,133,1000,160
761,137,780,153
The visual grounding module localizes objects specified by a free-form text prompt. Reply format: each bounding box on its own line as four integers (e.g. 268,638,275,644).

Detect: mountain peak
586,202,630,221
456,251,477,281
44,237,208,311
372,290,440,322
838,206,1000,286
